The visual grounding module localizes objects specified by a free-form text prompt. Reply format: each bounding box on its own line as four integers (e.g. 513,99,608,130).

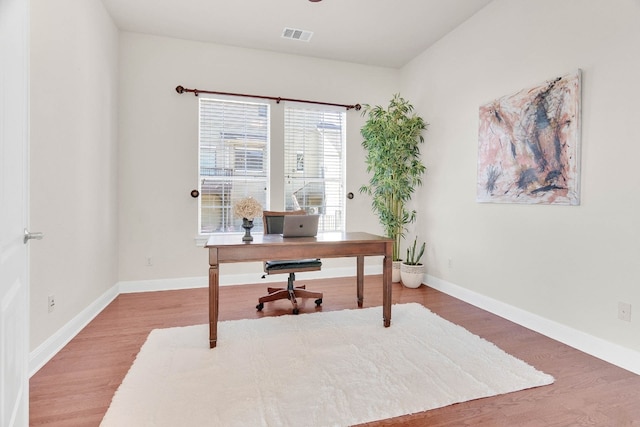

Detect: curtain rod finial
176,85,185,94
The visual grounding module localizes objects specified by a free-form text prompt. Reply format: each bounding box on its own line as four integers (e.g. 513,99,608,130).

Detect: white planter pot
400,263,425,288
392,260,402,283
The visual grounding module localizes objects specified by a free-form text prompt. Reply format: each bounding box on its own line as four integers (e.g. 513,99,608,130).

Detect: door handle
24,228,44,244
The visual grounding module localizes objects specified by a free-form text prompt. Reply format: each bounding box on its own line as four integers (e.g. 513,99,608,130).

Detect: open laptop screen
281,215,319,237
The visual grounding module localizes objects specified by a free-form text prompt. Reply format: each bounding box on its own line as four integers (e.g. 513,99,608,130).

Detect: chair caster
256,302,264,311
293,308,299,315
315,298,322,306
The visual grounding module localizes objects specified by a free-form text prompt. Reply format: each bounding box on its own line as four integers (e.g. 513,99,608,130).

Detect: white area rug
101,303,553,427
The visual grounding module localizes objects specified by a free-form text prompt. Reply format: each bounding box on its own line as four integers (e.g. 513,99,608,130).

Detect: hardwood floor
29,276,640,426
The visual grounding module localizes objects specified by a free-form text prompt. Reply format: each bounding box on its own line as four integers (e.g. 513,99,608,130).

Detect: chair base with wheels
256,271,322,315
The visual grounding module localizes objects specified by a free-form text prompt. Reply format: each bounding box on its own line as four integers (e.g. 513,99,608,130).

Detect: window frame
197,95,270,236
283,102,347,232
196,97,347,239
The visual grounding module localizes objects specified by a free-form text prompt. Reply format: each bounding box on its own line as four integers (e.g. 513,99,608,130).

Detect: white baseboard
28,284,119,377
426,274,640,375
119,276,209,293
118,265,382,293
29,265,382,376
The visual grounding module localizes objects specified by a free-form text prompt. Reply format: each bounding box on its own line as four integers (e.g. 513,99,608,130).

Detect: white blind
199,98,269,234
284,105,345,232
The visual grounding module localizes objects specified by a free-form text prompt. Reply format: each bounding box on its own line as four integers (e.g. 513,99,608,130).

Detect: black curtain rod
175,85,361,111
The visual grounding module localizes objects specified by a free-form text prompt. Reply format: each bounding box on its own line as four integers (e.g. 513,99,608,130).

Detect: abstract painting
477,71,581,205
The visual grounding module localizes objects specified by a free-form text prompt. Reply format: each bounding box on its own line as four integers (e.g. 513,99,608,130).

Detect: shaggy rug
101,303,553,426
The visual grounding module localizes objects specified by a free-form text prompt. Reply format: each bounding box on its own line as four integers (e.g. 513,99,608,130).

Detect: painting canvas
477,71,581,205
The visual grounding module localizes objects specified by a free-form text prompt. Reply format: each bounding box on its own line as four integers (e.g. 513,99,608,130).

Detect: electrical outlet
618,302,632,322
448,258,453,269
146,256,153,266
48,295,55,313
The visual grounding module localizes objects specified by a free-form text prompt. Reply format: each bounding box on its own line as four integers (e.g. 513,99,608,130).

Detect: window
284,105,346,232
198,98,269,234
198,98,346,235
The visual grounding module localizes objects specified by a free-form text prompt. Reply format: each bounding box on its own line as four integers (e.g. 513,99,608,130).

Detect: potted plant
400,237,426,288
359,94,428,281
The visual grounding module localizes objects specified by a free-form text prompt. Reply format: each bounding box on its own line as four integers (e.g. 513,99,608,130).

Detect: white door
0,0,30,426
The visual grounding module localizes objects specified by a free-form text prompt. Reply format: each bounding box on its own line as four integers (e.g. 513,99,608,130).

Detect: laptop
281,214,319,237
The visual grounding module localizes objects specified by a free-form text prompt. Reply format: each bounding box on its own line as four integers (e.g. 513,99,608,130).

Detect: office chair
255,210,323,315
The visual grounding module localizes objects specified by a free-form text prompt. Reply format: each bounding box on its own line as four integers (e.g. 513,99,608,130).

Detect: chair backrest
262,210,306,235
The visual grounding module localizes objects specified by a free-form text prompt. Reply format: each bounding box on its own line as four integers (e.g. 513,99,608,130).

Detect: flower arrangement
233,197,263,220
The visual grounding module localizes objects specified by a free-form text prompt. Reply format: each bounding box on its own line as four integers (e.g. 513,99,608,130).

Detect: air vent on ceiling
282,27,313,42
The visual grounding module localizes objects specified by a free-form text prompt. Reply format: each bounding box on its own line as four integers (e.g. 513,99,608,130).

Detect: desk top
205,231,392,248
206,232,393,264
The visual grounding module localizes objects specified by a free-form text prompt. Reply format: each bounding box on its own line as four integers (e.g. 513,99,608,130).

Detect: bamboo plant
359,94,427,261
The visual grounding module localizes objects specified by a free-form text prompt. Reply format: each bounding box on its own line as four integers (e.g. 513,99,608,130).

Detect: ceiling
100,0,493,68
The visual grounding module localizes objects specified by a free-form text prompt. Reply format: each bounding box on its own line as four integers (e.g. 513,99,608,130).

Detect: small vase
242,218,254,242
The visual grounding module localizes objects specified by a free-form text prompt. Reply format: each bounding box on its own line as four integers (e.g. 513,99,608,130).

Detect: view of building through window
284,106,345,232
198,98,269,234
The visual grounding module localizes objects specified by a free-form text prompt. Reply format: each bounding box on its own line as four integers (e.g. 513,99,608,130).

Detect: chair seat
265,259,322,271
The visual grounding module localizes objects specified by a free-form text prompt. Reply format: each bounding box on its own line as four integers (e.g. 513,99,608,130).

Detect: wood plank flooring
29,276,640,426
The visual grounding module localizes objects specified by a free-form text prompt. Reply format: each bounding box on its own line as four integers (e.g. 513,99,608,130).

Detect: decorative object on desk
401,237,426,288
101,304,554,427
360,94,428,270
477,70,581,205
233,197,263,242
241,218,254,242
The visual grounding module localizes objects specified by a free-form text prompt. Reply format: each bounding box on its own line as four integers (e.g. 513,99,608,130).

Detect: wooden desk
205,232,393,348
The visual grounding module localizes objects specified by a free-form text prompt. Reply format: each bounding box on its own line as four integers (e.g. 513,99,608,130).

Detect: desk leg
383,254,391,327
209,265,219,348
356,255,364,308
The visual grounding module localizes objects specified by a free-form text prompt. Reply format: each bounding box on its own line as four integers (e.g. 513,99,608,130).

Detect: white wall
117,33,399,283
29,0,119,350
402,0,640,353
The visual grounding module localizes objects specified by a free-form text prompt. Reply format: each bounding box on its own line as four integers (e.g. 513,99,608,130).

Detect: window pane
284,106,345,232
199,98,269,234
